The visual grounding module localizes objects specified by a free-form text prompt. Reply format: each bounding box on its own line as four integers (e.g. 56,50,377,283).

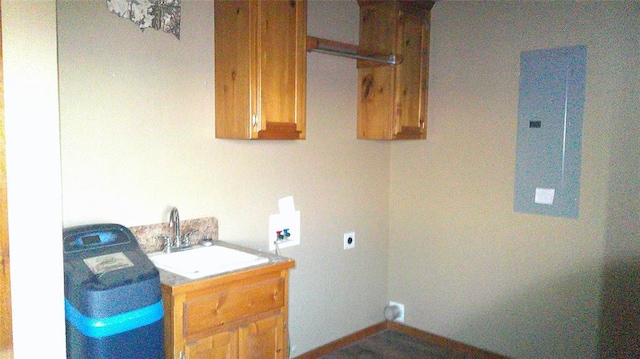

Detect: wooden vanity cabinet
357,0,434,140
162,261,294,359
214,0,307,140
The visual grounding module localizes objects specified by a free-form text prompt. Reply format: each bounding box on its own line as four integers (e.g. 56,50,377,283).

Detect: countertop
152,240,295,289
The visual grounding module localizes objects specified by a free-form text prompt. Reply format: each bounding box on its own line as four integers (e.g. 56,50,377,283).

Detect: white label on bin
83,252,134,275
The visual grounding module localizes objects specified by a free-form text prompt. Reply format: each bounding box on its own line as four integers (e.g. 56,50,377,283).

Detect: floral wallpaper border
106,0,181,39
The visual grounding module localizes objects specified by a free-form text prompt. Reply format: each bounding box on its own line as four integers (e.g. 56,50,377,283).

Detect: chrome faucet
168,207,181,248
162,207,195,253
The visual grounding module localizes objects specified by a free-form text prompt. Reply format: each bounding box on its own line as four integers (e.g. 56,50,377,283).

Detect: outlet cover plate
344,232,355,249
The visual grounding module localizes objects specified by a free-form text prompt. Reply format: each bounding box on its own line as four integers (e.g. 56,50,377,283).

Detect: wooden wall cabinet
214,0,307,140
357,0,434,140
162,261,294,359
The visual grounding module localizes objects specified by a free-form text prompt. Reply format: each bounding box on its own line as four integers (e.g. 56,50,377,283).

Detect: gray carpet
319,329,479,359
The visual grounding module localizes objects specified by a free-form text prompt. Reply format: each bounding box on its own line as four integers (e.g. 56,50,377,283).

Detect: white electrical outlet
389,301,405,322
344,232,355,249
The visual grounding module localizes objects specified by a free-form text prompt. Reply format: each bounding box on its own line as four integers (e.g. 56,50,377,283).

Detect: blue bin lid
63,223,162,318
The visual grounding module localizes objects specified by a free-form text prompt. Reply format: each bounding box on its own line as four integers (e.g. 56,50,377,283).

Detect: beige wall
57,0,388,355
599,0,640,355
389,2,639,358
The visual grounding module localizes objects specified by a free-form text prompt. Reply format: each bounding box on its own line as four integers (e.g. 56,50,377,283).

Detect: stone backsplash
129,217,219,253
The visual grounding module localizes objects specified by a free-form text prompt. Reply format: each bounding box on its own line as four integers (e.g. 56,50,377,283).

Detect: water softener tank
63,223,164,359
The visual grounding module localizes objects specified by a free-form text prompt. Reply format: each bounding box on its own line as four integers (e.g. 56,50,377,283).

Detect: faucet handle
156,234,171,253
182,230,199,246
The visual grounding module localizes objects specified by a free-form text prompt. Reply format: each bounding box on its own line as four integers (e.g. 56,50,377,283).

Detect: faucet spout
169,207,180,248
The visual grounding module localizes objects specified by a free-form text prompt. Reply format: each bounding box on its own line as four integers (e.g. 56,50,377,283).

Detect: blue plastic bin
63,224,164,359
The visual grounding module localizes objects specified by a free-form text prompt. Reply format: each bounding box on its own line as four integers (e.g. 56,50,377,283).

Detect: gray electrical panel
514,45,586,218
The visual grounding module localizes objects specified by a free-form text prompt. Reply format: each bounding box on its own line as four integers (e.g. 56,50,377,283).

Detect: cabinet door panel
185,330,238,359
214,0,252,139
239,315,284,359
393,10,428,139
215,0,306,140
257,0,306,139
357,3,397,139
357,1,431,140
259,1,295,124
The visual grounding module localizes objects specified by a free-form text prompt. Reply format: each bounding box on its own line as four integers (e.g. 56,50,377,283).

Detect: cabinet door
238,315,285,359
214,0,252,139
357,1,431,140
184,330,238,359
215,0,306,140
255,0,306,139
357,2,397,139
392,8,429,140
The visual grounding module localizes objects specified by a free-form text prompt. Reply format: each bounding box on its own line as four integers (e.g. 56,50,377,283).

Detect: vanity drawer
183,277,284,337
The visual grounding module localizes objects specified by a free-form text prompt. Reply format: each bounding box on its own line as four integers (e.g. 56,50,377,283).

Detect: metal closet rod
306,36,402,65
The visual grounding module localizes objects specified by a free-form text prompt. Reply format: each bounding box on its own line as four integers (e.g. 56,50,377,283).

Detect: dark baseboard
294,321,510,359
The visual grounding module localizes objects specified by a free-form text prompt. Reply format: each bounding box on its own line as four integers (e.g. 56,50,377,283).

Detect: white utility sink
148,245,269,279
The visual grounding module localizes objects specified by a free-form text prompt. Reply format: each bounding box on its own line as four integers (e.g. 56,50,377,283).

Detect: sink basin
148,245,269,279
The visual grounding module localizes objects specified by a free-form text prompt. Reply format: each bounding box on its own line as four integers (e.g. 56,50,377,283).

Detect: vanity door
184,330,238,359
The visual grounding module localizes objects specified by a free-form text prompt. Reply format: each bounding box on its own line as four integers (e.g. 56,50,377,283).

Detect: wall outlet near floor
389,301,405,322
343,232,355,249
